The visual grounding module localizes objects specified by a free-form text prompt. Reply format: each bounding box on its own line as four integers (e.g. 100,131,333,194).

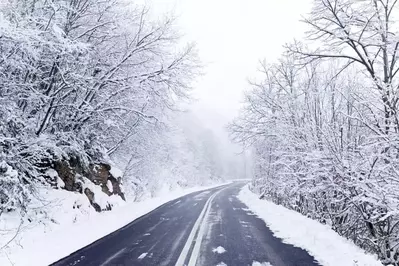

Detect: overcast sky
147,0,313,139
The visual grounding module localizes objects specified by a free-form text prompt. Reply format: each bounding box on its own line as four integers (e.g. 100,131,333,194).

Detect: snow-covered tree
231,49,399,264
0,0,201,217
115,111,228,200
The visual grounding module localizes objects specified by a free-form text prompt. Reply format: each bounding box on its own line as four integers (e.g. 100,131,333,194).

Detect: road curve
51,182,319,266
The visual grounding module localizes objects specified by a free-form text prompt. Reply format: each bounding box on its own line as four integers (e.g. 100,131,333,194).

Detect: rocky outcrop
50,158,125,212
84,188,103,212
109,175,125,200
53,160,82,193
88,163,125,201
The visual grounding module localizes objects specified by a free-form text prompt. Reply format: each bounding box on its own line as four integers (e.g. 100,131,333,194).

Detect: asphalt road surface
51,182,319,266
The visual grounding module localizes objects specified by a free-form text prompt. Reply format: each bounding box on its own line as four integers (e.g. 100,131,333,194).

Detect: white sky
147,0,313,138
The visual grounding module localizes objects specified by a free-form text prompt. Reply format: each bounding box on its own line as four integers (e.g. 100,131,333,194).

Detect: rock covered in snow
49,157,126,212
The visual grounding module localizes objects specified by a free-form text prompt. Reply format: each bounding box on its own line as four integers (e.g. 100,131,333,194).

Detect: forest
230,0,399,264
0,0,237,228
2,0,399,265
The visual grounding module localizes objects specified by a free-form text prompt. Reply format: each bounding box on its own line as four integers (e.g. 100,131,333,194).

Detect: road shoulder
238,185,383,266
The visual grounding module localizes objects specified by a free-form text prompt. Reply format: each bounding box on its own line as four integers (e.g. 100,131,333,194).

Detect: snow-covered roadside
0,182,230,266
238,185,384,266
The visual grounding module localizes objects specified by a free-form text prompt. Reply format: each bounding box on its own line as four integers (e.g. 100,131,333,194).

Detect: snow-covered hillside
0,0,242,263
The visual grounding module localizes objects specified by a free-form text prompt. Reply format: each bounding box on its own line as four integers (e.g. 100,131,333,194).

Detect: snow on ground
0,182,230,266
252,262,273,266
137,252,148,259
212,246,226,254
238,185,383,266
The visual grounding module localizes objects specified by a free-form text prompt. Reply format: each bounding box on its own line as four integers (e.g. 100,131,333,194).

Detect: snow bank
238,185,384,266
0,182,230,266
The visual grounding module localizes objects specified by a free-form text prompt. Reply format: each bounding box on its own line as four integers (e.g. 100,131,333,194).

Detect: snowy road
51,182,319,266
